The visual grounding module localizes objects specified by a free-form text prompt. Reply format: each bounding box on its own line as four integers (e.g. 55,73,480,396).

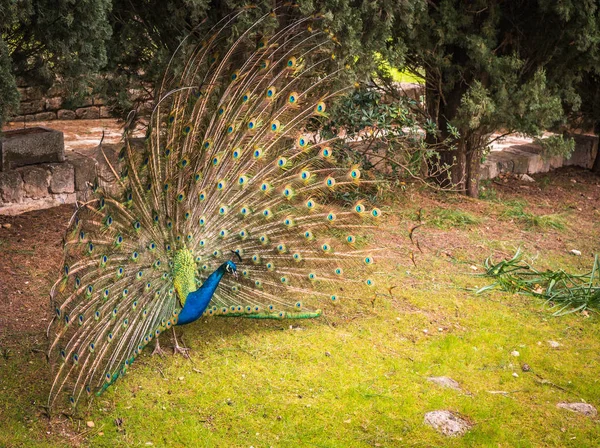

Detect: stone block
47,85,64,97
0,171,24,203
47,162,75,194
0,127,65,171
93,96,105,106
45,97,63,110
19,87,44,101
68,153,97,192
565,134,598,169
18,165,50,198
19,100,45,115
99,106,112,118
58,109,77,120
34,112,57,121
76,107,100,119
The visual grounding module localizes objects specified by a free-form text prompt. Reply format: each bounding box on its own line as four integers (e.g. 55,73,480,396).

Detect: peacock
47,6,386,408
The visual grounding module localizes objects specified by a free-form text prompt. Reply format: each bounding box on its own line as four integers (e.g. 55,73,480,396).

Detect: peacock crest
47,6,387,408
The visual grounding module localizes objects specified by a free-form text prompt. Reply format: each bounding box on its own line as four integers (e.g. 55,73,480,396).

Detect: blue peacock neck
176,262,232,325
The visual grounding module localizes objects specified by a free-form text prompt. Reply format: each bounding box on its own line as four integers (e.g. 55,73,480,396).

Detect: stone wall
9,84,112,123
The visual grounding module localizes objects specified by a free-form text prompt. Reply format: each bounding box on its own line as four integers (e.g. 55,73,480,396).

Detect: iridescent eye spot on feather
227,124,234,134
177,192,185,202
137,271,143,279
230,70,239,81
325,176,336,188
218,107,225,116
308,273,316,280
87,242,94,254
164,148,172,157
346,235,356,244
280,276,289,284
165,244,172,251
350,168,361,180
239,229,248,239
321,243,332,252
262,208,272,218
286,56,297,68
100,255,108,266
219,229,228,238
260,59,270,69
166,220,173,229
252,254,260,264
199,239,206,247
295,301,302,309
213,250,222,258
203,140,212,150
253,147,264,159
132,251,139,260
306,198,316,209
79,230,85,241
163,183,170,192
232,148,241,160
240,206,250,216
277,243,286,253
116,267,124,277
277,157,287,168
260,182,271,193
334,267,343,276
183,124,192,135
75,277,81,288
254,280,263,288
299,170,311,182
296,136,308,149
86,285,94,296
219,205,228,215
365,279,374,286
270,120,280,132
259,234,269,244
180,158,189,168
247,119,256,130
199,216,206,226
354,203,365,214
209,52,219,64
283,217,294,227
315,101,326,113
198,190,207,201
266,262,274,270
331,295,338,302
238,175,248,186
268,304,275,312
257,37,268,49
292,253,302,262
63,264,69,276
89,342,95,352
216,180,226,190
364,256,374,265
115,234,123,246
64,314,70,324
242,91,251,102
371,208,381,218
282,186,294,198
288,92,298,104
98,197,105,210
168,114,175,124
184,211,191,220
266,86,276,99
304,230,313,240
105,215,113,226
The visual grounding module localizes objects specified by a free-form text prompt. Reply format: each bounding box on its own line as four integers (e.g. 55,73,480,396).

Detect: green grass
1,189,599,447
428,207,482,229
500,200,566,230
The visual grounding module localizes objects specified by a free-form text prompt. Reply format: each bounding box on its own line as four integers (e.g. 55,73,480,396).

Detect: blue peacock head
223,250,242,277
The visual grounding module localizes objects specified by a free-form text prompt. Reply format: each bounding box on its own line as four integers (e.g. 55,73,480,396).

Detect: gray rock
58,109,77,120
557,402,597,417
34,112,57,121
75,107,100,119
19,166,50,198
427,376,461,391
45,97,63,111
424,410,472,437
47,163,75,194
0,127,65,171
0,171,24,203
19,100,45,115
68,153,97,192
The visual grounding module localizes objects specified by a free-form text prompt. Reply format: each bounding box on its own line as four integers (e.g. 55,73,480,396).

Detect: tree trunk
592,123,600,174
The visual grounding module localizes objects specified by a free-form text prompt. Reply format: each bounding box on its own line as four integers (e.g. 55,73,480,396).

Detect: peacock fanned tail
47,6,387,408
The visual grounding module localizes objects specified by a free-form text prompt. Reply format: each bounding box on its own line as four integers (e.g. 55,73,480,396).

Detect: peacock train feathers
47,5,388,408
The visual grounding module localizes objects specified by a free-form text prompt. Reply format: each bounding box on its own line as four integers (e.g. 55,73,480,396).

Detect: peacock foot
173,344,190,358
152,341,166,357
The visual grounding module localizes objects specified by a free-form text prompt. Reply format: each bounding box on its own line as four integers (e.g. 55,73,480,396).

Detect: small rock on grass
1,223,11,229
427,376,461,391
547,340,560,349
424,410,472,437
570,249,582,256
557,402,597,417
86,421,95,428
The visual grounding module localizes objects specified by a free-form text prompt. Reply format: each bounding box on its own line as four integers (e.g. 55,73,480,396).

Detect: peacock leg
172,327,190,357
152,337,166,357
